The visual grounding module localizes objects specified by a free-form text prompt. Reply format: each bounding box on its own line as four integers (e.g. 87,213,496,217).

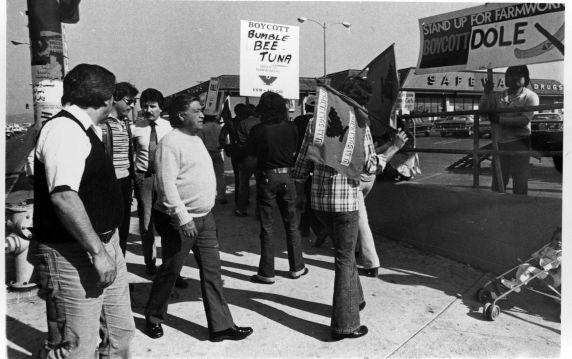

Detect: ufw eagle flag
306,85,375,180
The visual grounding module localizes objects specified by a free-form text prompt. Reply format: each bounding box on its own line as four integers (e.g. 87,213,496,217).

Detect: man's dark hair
63,63,115,109
256,91,288,124
234,103,247,118
168,94,200,128
246,103,257,118
140,88,165,109
505,65,531,87
113,82,139,101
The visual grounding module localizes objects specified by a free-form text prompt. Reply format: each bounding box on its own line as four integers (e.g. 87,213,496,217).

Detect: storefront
165,75,320,119
396,67,563,116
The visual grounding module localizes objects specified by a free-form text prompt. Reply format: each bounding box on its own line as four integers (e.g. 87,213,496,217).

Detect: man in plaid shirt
291,84,407,340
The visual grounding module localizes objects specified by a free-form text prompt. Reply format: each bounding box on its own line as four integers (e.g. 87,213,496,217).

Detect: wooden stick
488,69,505,193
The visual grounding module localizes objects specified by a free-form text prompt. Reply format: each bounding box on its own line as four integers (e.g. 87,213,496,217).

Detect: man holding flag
291,83,407,340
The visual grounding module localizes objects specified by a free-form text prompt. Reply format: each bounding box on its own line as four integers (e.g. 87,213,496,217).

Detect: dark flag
365,44,399,138
307,85,368,180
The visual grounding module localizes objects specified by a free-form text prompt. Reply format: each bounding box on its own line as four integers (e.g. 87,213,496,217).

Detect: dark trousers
256,171,305,278
492,137,531,195
230,155,240,205
145,210,234,333
315,210,364,334
237,156,258,213
299,177,324,236
117,176,133,257
133,172,157,267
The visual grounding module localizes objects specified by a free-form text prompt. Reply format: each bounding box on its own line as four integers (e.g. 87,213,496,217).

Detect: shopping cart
475,228,562,321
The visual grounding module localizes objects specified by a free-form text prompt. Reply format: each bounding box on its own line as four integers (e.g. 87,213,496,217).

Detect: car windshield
533,114,561,121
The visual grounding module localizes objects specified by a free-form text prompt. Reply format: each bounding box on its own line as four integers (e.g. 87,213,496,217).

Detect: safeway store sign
416,3,564,74
240,20,299,99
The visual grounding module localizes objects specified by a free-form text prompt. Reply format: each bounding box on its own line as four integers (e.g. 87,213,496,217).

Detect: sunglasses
122,98,136,106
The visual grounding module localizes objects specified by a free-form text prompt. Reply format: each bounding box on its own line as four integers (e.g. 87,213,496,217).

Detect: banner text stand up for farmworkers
416,3,565,193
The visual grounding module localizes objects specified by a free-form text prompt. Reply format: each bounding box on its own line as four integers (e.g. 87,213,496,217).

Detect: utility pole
26,0,67,129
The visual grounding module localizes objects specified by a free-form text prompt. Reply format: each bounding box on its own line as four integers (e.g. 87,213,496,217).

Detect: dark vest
33,110,123,243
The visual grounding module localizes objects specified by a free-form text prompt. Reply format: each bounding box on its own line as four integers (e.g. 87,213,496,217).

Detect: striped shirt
103,115,131,179
291,117,390,212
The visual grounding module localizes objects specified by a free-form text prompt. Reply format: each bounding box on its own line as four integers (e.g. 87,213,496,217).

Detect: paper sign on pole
203,78,219,116
416,3,564,74
240,20,299,99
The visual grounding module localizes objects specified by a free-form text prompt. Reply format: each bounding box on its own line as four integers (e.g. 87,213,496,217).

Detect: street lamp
297,17,351,81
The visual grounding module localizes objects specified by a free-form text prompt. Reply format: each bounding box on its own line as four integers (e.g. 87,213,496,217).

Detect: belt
98,229,115,244
136,170,155,177
266,167,290,174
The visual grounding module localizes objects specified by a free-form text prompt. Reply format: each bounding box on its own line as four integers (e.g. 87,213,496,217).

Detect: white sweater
153,129,216,226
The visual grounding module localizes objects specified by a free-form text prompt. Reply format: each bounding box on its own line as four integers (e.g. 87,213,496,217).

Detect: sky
3,0,566,115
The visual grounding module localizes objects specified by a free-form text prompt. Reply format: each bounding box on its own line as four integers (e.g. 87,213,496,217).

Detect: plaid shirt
291,117,389,212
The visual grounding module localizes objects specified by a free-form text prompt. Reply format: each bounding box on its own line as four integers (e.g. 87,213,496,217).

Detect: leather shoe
209,325,253,342
332,325,368,340
174,276,188,289
145,322,163,339
361,267,379,277
250,275,275,284
289,267,309,279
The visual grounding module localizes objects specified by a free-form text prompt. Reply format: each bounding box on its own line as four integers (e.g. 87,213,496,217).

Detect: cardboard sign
416,3,564,74
203,78,219,115
239,20,299,99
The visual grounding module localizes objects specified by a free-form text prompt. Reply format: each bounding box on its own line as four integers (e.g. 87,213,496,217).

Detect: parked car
399,117,433,136
530,112,563,172
434,115,490,137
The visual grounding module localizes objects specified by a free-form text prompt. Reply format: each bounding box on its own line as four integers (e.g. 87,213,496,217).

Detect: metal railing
396,103,564,189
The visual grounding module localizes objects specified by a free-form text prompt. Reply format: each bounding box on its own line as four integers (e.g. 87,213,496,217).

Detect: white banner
239,20,299,99
416,3,564,74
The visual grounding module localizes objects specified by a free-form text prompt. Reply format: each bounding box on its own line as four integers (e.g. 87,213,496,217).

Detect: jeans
210,151,226,200
33,232,135,358
145,210,235,333
117,176,133,257
315,210,364,334
133,172,157,267
357,180,380,269
256,171,305,278
237,156,257,213
492,137,531,195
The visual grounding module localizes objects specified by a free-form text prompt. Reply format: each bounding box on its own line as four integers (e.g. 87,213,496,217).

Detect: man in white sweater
144,94,253,342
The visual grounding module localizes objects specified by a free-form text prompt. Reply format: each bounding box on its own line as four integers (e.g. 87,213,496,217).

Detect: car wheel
425,130,430,137
553,156,563,173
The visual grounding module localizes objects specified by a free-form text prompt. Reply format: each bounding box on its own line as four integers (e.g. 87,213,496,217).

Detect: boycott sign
416,3,564,74
240,20,299,99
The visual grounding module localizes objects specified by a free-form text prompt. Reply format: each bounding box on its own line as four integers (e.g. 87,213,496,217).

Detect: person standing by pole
479,66,539,195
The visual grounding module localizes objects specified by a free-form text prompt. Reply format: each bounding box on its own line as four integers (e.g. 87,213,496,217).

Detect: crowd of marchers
28,61,537,358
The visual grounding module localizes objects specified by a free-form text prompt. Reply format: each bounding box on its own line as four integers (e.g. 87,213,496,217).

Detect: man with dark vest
32,64,135,357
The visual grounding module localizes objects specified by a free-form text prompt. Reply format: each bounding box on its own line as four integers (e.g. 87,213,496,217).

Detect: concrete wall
366,182,562,274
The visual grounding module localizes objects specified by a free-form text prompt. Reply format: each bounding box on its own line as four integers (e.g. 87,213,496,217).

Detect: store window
452,96,478,111
414,95,443,114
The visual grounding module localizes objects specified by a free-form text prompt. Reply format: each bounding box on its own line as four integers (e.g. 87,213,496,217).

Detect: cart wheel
476,288,492,303
484,303,501,321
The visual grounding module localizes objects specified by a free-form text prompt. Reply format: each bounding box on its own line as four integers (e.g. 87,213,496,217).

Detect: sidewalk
5,181,561,358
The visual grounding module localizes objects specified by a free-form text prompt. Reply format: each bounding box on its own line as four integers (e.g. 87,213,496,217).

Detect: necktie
147,121,157,174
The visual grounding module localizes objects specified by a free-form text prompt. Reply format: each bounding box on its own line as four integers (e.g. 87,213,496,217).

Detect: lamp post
297,17,351,82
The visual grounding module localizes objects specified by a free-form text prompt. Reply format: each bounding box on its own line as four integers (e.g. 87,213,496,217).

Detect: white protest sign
240,20,299,99
416,3,564,74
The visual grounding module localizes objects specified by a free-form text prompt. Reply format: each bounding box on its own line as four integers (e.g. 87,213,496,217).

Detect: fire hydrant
5,203,37,290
